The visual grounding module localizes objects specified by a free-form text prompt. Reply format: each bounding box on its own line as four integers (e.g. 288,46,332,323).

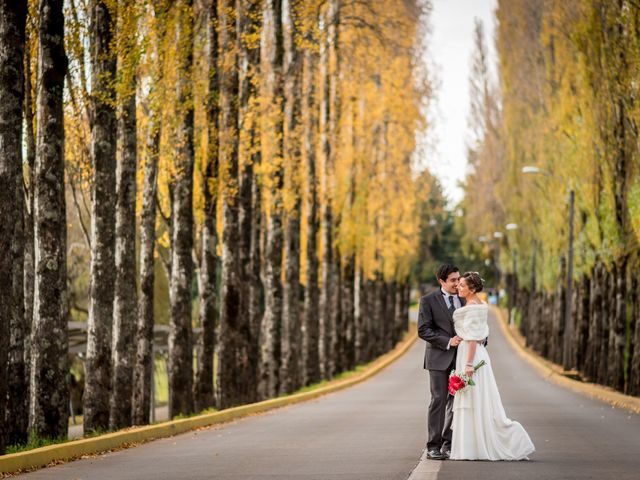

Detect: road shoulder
493,306,640,415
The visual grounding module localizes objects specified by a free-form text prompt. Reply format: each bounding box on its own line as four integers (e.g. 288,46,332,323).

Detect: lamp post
522,166,575,371
504,223,518,324
493,231,504,290
564,190,575,371
505,224,518,277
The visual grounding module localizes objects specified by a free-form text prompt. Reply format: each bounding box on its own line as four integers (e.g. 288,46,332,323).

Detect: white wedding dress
450,304,535,460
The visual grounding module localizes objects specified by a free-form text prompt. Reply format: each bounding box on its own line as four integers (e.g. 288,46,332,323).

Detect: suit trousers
427,357,455,451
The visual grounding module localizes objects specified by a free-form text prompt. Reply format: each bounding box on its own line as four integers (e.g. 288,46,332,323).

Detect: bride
450,271,535,461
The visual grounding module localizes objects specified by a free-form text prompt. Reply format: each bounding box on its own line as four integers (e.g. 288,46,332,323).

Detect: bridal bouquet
448,360,486,396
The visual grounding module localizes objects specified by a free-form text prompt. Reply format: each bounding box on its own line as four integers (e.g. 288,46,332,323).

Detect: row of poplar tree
462,0,640,398
0,0,430,452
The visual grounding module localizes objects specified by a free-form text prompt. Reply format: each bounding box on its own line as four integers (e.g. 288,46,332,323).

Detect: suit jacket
418,290,466,371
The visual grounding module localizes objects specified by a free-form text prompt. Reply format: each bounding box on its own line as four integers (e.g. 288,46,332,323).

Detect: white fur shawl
453,304,489,340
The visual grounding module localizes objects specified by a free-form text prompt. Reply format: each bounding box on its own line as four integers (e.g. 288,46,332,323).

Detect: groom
418,264,465,460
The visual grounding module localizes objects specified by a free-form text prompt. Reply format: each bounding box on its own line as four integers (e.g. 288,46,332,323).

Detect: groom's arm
417,295,450,350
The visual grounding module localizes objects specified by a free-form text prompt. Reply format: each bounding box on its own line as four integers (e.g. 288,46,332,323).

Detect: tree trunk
132,109,159,425
609,258,626,391
168,0,195,418
374,276,385,357
536,291,545,355
318,3,333,380
237,0,262,406
258,0,285,400
329,0,342,376
331,256,342,373
624,264,636,395
585,261,603,381
280,0,303,395
85,0,118,434
629,264,640,396
553,261,565,364
385,280,395,351
110,5,139,425
341,255,355,371
354,267,365,365
131,0,166,426
248,149,262,400
194,0,220,413
217,0,252,409
366,278,377,361
403,282,410,333
24,45,36,364
21,32,36,441
575,275,590,374
0,0,27,450
302,43,320,387
394,280,404,345
29,0,69,441
319,0,341,379
597,265,610,385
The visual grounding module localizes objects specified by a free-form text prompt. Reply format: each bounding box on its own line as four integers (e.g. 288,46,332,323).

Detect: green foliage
412,170,491,287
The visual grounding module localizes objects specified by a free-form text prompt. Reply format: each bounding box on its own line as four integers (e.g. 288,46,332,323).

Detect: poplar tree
85,0,118,433
29,0,69,442
0,0,27,450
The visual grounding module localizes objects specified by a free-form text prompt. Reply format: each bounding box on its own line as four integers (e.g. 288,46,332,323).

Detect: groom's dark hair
436,264,459,282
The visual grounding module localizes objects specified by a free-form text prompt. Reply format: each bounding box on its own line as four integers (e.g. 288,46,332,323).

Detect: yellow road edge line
0,323,418,475
492,306,640,415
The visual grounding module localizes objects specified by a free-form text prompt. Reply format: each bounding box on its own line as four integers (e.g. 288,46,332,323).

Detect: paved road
18,315,429,480
17,309,640,479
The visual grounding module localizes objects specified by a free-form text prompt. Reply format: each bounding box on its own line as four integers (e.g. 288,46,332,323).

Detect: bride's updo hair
462,271,484,293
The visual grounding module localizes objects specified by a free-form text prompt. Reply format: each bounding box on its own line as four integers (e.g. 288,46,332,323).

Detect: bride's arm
464,341,478,377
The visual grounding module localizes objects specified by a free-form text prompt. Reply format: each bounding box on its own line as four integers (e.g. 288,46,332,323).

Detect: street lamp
522,165,575,371
504,223,519,325
522,166,550,176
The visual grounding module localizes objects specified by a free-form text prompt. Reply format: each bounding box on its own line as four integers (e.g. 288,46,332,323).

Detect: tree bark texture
168,0,195,418
132,110,159,425
29,0,69,441
110,77,138,429
341,256,355,371
132,0,167,426
317,5,333,380
194,0,220,413
85,0,117,434
217,0,252,409
0,0,27,450
629,270,640,396
237,0,262,405
258,0,285,400
302,44,320,387
280,0,303,395
21,35,36,445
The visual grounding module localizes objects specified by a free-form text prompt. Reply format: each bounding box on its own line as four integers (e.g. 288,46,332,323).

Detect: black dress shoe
426,449,445,460
440,449,451,459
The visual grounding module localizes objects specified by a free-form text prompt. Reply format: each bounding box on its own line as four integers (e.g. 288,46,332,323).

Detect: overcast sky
417,0,498,206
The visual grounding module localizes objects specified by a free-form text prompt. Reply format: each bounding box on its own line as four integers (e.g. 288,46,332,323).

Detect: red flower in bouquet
448,374,466,395
448,360,486,396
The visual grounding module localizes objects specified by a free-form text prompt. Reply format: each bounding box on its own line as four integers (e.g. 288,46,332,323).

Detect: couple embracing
418,264,535,461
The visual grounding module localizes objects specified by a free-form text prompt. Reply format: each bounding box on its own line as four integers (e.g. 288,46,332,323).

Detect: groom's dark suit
418,290,466,452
